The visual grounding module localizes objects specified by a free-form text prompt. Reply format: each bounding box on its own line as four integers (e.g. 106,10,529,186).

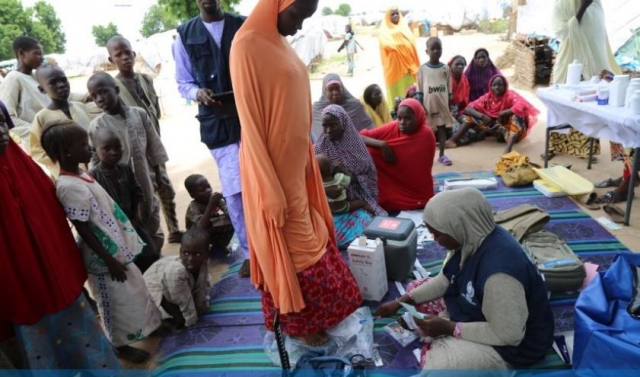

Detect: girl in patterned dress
41,119,161,363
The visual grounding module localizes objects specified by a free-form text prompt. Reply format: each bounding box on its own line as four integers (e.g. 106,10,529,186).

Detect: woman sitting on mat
378,6,420,108
314,104,386,217
448,55,470,119
360,98,436,212
311,73,373,140
447,75,539,154
465,48,501,103
375,188,554,371
361,84,390,127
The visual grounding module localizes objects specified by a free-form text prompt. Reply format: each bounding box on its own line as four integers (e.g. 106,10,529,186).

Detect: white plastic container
625,80,640,108
609,75,630,107
631,90,640,116
597,86,609,105
566,60,583,86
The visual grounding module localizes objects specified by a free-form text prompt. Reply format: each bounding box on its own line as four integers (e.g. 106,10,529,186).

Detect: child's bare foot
293,332,328,346
239,259,250,278
117,345,150,364
444,140,457,149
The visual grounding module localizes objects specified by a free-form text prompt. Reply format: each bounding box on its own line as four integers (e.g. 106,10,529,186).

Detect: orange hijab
230,0,335,314
377,7,420,85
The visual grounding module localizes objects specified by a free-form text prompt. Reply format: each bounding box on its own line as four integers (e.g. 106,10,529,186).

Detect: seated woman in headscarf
375,188,554,371
448,75,539,154
378,7,420,108
465,48,502,103
311,73,373,140
360,84,390,127
448,55,469,119
360,98,436,212
314,104,387,248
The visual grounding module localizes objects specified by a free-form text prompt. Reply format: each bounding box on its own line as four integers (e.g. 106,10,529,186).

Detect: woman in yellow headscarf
378,7,420,107
230,0,361,346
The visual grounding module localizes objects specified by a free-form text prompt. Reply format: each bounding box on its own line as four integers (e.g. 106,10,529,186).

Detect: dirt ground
66,30,639,368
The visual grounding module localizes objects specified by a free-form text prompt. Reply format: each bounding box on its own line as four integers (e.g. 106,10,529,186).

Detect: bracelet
453,322,463,339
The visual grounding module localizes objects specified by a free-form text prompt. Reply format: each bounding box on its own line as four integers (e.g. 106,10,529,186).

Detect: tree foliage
31,1,66,53
140,4,179,38
0,0,66,60
92,22,120,47
334,3,352,17
157,0,242,23
321,7,332,16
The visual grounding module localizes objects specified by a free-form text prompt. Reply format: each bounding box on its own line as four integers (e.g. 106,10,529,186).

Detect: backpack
522,231,586,292
494,204,550,242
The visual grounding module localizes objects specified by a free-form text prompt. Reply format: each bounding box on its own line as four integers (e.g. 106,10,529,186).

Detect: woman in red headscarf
360,98,436,212
448,75,539,154
448,55,470,119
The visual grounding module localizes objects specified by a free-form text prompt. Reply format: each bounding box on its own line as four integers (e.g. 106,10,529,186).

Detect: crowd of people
0,0,633,373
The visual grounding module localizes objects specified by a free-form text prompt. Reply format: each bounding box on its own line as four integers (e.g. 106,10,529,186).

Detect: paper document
397,210,424,227
399,302,426,320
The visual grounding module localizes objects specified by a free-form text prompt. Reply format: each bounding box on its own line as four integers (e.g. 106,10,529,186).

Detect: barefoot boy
106,35,183,244
184,174,235,257
29,65,94,177
143,227,211,330
87,72,167,251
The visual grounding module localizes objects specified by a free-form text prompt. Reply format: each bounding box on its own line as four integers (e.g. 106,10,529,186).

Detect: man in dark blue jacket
173,0,249,276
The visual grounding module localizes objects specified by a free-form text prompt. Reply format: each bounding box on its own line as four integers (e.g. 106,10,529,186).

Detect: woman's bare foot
293,332,328,346
239,259,250,278
444,140,457,149
117,345,150,364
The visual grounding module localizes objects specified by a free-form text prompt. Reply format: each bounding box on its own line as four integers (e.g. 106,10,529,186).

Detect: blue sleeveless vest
442,226,555,367
177,13,245,149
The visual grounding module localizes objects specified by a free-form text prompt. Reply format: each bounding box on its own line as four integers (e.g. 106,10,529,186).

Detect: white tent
517,0,640,53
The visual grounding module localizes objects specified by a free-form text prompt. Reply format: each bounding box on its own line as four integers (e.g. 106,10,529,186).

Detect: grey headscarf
311,73,374,140
423,188,495,268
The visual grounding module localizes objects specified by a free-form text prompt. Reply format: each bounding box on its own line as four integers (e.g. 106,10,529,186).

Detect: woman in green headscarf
376,188,553,371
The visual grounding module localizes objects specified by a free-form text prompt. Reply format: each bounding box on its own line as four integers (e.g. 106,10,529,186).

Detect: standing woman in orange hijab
378,7,420,108
230,0,362,346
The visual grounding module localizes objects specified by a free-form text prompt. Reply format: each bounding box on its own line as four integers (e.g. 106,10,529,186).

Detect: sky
22,0,384,55
22,0,506,54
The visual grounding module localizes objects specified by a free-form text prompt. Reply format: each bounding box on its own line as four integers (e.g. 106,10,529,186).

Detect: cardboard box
347,237,388,302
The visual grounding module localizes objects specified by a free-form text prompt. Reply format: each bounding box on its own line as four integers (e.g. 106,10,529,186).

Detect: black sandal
596,191,627,204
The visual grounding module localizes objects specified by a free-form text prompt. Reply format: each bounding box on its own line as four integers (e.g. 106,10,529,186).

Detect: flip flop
603,204,625,224
438,155,452,166
596,191,627,204
594,178,617,188
573,193,601,211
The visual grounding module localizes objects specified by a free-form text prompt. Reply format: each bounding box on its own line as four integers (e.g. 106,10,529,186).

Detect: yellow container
533,166,594,196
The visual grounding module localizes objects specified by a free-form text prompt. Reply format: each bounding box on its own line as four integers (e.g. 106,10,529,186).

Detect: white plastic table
537,86,640,226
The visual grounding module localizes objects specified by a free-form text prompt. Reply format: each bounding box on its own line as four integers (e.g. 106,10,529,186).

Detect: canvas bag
522,231,586,292
494,151,540,187
494,204,550,242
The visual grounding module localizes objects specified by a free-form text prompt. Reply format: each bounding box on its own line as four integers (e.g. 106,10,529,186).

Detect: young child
40,119,161,363
184,174,235,257
143,227,211,331
106,35,183,244
87,72,167,252
337,24,364,77
29,65,94,177
317,154,373,214
416,37,456,166
89,127,160,273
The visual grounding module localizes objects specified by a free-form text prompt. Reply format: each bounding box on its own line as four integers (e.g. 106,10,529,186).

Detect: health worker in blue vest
376,188,554,371
173,0,250,277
